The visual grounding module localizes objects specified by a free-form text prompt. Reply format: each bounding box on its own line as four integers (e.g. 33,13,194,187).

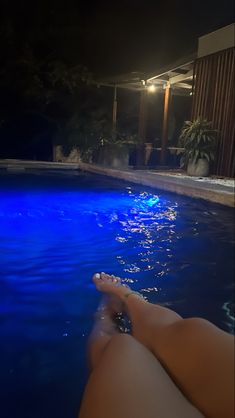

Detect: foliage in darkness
179,118,218,166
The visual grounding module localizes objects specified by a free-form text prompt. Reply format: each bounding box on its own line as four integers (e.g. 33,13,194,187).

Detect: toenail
95,273,100,279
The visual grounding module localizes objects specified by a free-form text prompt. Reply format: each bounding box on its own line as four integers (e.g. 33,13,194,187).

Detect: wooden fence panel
191,48,235,177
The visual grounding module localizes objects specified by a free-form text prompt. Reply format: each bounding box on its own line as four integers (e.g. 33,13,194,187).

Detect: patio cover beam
168,69,193,85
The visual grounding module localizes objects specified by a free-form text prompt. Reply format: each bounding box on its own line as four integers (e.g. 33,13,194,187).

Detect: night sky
1,0,234,77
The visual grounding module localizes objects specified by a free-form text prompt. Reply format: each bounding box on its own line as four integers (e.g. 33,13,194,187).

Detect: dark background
0,0,234,159
1,0,234,75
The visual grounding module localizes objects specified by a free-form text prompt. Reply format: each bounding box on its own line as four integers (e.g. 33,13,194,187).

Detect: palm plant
179,118,217,167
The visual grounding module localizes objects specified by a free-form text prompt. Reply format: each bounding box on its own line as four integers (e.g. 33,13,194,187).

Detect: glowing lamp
148,84,156,93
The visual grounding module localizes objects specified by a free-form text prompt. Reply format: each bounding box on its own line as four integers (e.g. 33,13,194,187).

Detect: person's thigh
79,334,204,418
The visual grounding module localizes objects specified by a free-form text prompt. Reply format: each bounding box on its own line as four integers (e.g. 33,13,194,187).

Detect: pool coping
0,159,79,171
0,159,234,207
79,163,235,207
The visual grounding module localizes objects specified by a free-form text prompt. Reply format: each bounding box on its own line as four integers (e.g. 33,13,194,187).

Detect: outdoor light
146,196,160,206
148,84,156,93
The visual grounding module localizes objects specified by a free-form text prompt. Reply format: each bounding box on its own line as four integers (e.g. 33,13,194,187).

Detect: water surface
0,171,234,418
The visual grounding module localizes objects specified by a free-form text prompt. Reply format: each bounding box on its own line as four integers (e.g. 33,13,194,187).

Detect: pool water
0,171,234,418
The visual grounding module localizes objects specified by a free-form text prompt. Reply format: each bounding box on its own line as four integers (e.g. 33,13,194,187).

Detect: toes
100,272,107,281
92,273,104,289
100,272,120,284
100,272,112,281
93,272,122,289
111,274,120,284
94,273,101,280
93,272,101,283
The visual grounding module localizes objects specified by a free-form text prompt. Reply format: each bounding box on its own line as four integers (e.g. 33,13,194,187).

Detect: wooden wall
191,47,235,177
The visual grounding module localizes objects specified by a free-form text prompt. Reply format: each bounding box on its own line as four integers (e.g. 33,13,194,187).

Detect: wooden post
137,88,148,165
160,84,171,165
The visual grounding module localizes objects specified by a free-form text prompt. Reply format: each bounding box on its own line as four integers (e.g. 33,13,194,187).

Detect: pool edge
79,163,235,208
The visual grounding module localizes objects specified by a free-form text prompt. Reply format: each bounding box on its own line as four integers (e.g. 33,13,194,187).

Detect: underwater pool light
146,196,160,207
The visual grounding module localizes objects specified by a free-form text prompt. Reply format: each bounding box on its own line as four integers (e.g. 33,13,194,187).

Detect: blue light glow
146,196,160,206
0,172,234,418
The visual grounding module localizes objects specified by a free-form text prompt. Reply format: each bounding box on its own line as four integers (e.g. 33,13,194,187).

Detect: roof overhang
95,52,196,95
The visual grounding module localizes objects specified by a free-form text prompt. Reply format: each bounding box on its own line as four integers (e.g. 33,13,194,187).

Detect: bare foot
91,273,134,341
89,273,145,369
92,272,143,303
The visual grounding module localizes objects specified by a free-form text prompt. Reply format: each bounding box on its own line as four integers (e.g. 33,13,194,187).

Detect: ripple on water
0,172,234,418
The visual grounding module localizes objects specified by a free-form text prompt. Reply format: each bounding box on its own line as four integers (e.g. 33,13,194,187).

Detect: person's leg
79,334,204,418
92,273,234,418
88,292,123,369
154,316,235,418
92,272,183,350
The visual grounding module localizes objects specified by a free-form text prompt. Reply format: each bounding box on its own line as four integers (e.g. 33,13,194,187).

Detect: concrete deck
79,163,235,207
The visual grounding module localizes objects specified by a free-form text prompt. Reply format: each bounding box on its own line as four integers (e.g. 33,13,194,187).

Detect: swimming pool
0,171,234,418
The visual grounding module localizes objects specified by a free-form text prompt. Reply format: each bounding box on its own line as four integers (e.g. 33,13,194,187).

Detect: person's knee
169,317,218,345
104,333,145,361
108,333,135,349
183,317,215,331
163,317,212,341
92,334,132,370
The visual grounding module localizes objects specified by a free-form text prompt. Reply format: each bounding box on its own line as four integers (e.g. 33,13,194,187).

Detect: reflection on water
0,172,234,418
222,301,235,333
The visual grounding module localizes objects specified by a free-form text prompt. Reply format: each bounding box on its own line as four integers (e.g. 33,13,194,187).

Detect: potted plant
179,118,217,176
97,131,138,169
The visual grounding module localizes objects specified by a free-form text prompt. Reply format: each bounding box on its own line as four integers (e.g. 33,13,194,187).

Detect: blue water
0,171,234,418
